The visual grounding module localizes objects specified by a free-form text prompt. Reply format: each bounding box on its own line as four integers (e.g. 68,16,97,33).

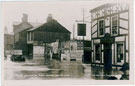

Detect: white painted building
90,3,129,67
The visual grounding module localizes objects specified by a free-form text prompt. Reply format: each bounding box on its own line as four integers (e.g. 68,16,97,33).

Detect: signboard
77,23,86,36
5,50,11,54
33,46,44,56
101,33,115,44
11,50,22,55
51,41,59,54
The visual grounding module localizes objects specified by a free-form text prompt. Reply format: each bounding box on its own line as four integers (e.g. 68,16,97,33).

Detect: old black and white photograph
1,0,134,85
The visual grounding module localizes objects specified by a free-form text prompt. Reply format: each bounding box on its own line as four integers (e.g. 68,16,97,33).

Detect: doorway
104,43,112,70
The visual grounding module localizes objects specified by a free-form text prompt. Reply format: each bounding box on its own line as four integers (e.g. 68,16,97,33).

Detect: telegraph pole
76,8,87,62
82,8,85,61
73,24,75,40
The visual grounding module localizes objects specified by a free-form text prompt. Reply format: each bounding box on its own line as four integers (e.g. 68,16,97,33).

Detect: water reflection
43,60,85,79
91,66,104,79
4,58,122,80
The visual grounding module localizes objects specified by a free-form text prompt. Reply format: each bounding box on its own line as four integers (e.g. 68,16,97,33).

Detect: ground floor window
117,43,124,63
95,44,101,61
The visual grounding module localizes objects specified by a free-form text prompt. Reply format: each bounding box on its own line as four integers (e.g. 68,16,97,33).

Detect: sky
1,1,108,40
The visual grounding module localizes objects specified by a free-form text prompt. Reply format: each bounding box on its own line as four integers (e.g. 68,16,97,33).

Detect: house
4,27,14,56
4,27,14,50
90,3,129,68
27,14,71,58
13,14,42,55
4,34,14,50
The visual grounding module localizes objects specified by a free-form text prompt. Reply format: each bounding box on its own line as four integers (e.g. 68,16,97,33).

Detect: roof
13,22,33,34
13,21,21,25
13,21,43,27
13,21,43,34
90,3,117,13
28,19,71,34
27,23,44,31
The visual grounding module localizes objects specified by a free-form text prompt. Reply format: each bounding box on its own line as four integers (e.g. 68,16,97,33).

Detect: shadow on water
90,65,123,80
91,66,104,80
42,59,85,79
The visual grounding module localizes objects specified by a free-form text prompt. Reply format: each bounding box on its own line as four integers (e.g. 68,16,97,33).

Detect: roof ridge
28,19,71,33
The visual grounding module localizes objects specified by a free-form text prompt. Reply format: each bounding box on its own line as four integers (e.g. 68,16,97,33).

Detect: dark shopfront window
95,44,100,61
99,20,105,35
112,16,118,35
117,43,124,63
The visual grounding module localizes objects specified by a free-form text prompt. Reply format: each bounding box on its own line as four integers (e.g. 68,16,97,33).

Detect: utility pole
73,24,75,40
76,8,87,62
82,8,85,61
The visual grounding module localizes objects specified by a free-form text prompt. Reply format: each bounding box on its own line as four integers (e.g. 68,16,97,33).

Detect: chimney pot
47,14,53,22
22,13,28,22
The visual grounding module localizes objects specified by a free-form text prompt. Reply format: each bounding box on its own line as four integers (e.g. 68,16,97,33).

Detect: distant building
13,14,42,55
4,27,14,56
90,3,129,68
4,26,14,50
27,14,71,57
65,39,91,62
4,34,14,50
69,40,83,60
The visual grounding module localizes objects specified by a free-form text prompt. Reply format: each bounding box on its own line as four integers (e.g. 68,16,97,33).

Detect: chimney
47,14,53,22
22,13,28,22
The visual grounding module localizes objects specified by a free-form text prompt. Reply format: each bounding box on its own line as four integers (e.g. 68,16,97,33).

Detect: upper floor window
99,20,105,36
112,16,118,35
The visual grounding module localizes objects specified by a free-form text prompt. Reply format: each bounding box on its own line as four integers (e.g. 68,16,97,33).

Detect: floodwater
4,56,122,80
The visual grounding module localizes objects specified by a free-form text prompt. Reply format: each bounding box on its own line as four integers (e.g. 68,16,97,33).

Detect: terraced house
13,14,42,55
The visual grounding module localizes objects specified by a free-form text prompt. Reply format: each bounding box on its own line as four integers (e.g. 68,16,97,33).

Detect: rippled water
4,57,122,80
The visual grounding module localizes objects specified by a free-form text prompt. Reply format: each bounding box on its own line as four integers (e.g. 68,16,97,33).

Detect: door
104,43,112,70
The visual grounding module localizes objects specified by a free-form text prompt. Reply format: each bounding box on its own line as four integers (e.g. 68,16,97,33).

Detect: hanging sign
77,23,86,36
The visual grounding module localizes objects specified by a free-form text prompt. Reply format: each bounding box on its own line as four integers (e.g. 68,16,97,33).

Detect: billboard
77,23,86,36
11,50,22,55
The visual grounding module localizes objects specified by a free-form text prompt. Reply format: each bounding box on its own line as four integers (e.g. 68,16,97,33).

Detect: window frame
98,19,105,37
95,44,101,62
116,42,124,64
111,15,118,36
27,32,30,41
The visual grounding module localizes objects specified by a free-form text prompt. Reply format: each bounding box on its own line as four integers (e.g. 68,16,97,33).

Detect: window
71,46,73,51
95,44,100,61
99,20,105,35
77,46,80,50
30,32,31,41
27,32,30,41
77,46,83,50
117,43,124,63
112,16,118,35
31,32,33,41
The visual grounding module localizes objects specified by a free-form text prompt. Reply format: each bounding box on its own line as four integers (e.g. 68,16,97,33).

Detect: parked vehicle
11,55,25,62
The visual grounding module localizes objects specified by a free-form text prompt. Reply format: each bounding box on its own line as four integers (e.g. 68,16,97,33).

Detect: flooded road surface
4,57,122,80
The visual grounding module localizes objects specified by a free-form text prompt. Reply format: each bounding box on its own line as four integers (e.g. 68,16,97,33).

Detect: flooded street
4,57,122,80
